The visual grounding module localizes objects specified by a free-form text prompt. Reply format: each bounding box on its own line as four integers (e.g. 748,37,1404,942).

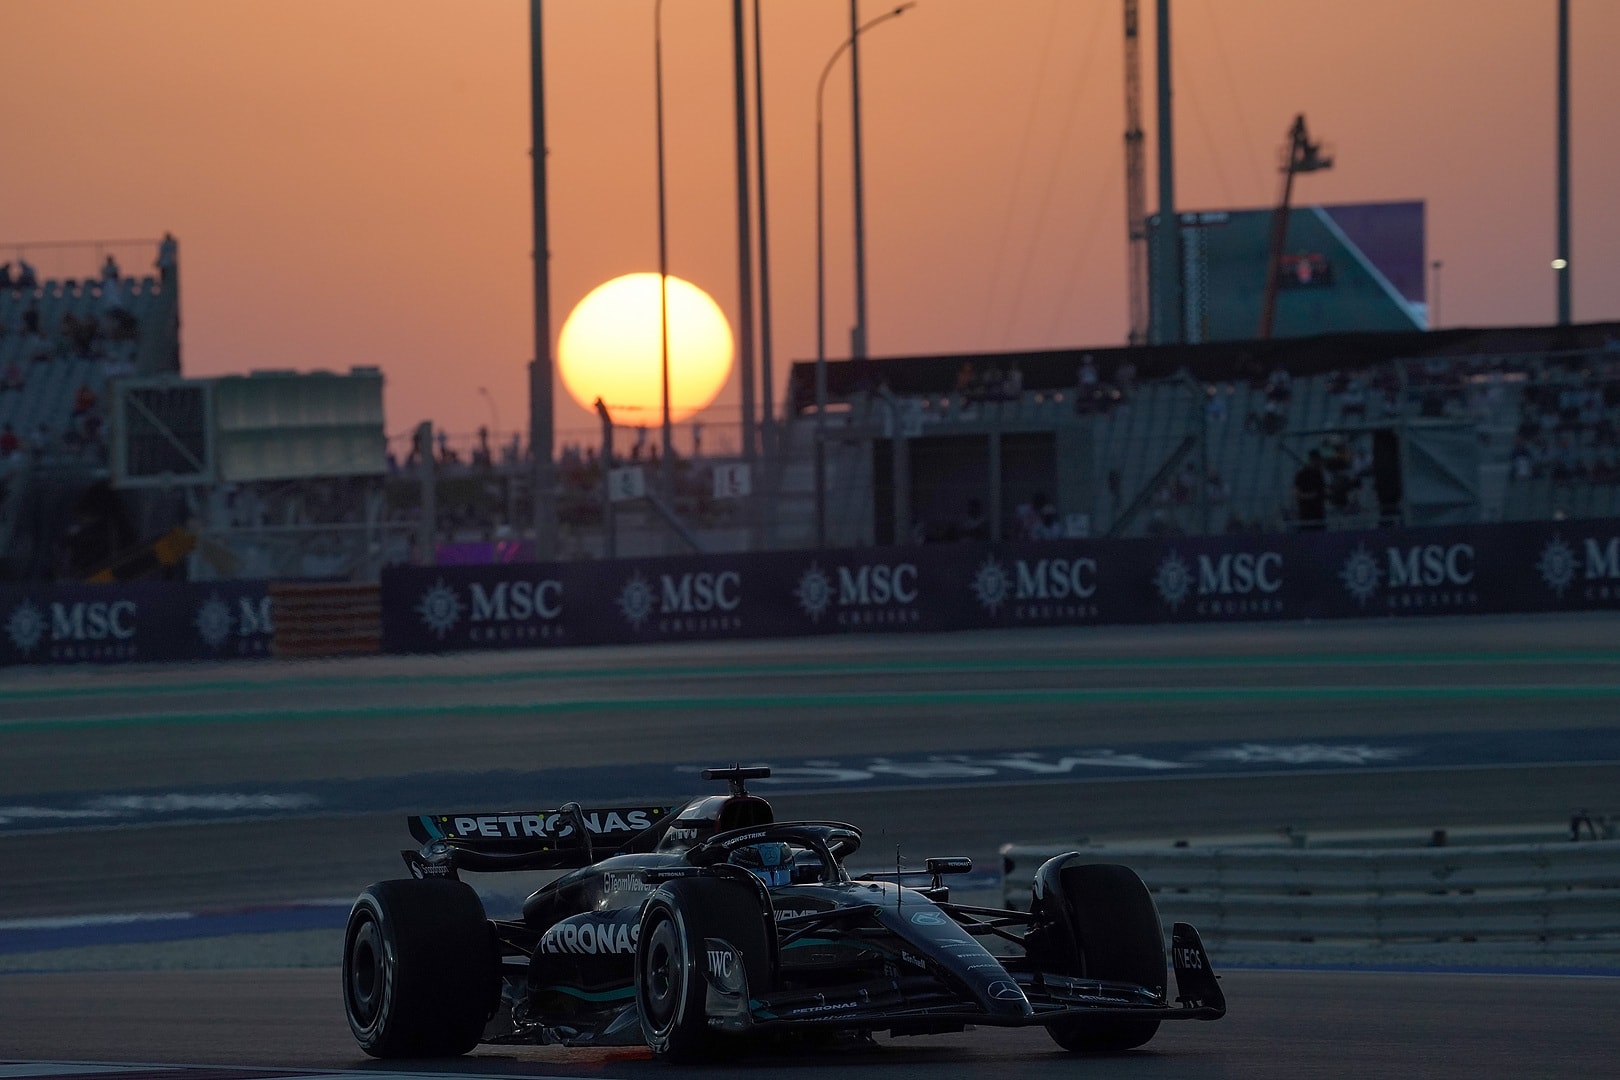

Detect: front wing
717,922,1225,1033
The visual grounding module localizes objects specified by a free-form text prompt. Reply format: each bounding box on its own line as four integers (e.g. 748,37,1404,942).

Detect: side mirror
925,856,972,889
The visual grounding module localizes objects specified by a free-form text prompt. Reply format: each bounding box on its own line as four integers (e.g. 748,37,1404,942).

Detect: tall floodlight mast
1122,0,1148,345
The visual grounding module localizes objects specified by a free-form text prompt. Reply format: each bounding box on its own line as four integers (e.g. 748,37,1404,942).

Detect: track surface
3,969,1618,1078
3,614,1619,1076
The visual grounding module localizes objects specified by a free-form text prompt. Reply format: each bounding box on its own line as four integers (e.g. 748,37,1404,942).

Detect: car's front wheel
636,876,773,1063
1032,861,1167,1053
342,878,498,1058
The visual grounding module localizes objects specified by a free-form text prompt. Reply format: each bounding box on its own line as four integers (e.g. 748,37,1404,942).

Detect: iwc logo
194,593,233,649
1338,545,1382,608
795,563,834,622
1537,535,1577,597
4,599,44,657
1153,552,1194,611
617,572,657,629
415,579,464,639
970,558,1011,614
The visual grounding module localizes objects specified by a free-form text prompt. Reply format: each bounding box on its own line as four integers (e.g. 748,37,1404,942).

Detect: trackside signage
378,519,1620,654
9,519,1620,667
0,581,272,666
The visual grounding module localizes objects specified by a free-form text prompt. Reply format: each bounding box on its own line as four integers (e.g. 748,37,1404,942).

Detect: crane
1257,113,1332,339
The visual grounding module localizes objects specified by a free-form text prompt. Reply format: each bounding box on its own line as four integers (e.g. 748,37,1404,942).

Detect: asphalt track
3,613,1619,1076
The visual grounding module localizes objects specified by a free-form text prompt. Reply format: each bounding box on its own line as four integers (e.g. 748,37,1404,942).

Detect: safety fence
3,515,1619,666
999,839,1620,948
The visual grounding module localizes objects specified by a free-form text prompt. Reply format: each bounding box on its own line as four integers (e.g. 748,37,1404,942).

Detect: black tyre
636,876,773,1063
1037,863,1166,1053
342,879,499,1058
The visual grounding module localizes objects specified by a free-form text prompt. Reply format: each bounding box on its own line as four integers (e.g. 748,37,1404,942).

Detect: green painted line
2,650,1617,705
5,683,1620,735
534,983,635,1003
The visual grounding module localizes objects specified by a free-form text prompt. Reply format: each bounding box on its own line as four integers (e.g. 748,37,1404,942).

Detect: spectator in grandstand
954,361,976,396
1077,354,1098,390
1511,437,1533,480
22,302,40,335
1014,496,1040,540
1036,499,1062,539
1002,362,1024,399
72,383,98,417
1115,358,1137,400
1293,450,1327,531
1204,383,1227,423
0,423,18,458
101,254,120,282
2,360,23,392
1265,365,1292,403
25,329,51,363
0,262,11,289
1339,374,1367,420
16,260,37,289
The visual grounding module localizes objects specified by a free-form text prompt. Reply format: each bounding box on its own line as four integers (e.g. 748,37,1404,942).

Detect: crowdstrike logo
971,558,1012,614
4,599,44,657
416,579,464,639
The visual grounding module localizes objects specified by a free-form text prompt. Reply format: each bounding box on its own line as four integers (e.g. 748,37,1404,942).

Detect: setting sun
557,273,734,426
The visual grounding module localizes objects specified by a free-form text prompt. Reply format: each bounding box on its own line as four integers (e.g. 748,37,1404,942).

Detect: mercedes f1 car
341,767,1225,1061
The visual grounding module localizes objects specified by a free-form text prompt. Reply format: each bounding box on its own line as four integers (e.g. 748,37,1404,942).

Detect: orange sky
3,1,1617,452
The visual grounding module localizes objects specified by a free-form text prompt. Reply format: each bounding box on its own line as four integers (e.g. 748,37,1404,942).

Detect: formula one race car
341,767,1224,1061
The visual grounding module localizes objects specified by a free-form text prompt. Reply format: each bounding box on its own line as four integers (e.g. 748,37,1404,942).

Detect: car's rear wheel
636,876,773,1063
342,879,498,1058
1034,862,1166,1053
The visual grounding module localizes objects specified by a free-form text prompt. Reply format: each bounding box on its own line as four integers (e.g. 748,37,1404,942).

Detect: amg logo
1197,552,1282,595
541,919,638,956
837,564,917,606
51,601,136,642
469,580,563,622
1014,558,1096,600
451,809,653,839
660,571,741,613
1387,544,1474,587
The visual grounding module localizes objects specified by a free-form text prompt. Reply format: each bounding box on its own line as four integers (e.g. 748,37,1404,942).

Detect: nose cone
875,892,1033,1020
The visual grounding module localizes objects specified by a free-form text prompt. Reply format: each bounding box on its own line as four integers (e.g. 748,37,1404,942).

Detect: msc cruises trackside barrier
380,517,1620,654
999,840,1620,947
0,580,273,667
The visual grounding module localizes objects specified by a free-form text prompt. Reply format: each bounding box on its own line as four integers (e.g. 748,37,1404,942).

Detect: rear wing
403,803,673,876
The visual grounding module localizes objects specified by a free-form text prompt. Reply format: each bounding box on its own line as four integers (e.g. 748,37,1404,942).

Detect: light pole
654,0,674,503
815,2,914,549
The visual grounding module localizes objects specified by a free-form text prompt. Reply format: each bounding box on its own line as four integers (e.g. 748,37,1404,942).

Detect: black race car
341,767,1225,1061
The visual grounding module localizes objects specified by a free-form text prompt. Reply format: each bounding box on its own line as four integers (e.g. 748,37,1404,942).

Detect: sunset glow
557,273,734,426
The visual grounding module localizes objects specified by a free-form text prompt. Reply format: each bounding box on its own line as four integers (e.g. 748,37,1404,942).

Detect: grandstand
0,240,181,579
779,320,1620,548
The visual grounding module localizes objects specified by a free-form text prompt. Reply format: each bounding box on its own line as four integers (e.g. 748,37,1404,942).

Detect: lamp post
654,0,674,503
814,2,914,549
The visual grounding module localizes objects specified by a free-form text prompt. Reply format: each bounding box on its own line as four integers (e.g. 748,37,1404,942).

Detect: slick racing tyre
342,879,499,1058
636,876,773,1063
1035,862,1167,1053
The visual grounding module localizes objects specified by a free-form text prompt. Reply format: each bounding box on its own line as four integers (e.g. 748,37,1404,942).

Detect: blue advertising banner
0,580,273,667
380,518,1620,655
9,517,1618,666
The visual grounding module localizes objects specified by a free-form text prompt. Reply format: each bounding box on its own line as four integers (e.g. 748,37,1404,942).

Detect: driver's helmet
728,841,794,886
